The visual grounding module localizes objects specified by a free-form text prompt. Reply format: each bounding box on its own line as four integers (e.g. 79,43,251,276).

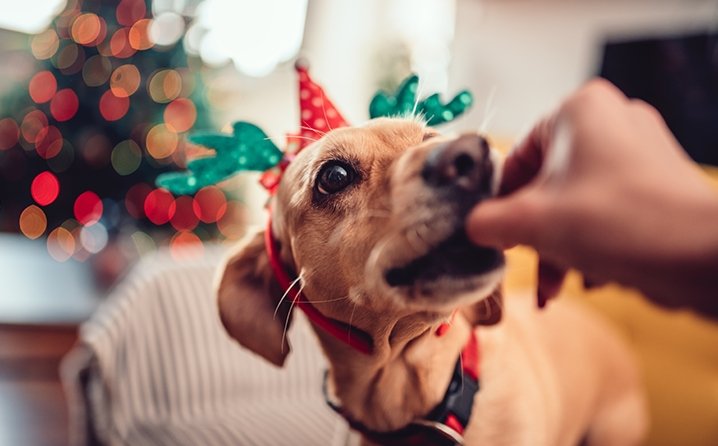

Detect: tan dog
217,118,648,445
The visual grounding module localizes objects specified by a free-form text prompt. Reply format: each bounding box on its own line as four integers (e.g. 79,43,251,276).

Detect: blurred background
0,0,717,445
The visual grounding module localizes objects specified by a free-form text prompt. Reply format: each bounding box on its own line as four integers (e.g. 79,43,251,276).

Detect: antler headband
156,63,474,195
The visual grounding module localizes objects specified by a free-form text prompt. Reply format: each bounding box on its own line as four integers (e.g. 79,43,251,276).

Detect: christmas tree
0,0,227,262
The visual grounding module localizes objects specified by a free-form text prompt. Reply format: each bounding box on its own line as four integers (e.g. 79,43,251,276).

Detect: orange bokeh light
99,90,130,121
110,64,141,97
129,18,153,50
29,71,57,104
19,205,47,240
170,231,203,260
146,124,178,159
31,29,60,60
148,69,181,103
110,28,136,59
47,227,76,262
71,13,101,45
164,98,197,132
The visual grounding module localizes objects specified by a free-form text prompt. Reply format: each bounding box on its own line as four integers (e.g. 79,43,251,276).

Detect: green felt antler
156,121,283,195
369,74,473,126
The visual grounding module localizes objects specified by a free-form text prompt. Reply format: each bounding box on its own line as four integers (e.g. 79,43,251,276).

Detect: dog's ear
462,287,503,326
217,230,293,367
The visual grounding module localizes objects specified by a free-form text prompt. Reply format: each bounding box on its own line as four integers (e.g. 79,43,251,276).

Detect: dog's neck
315,308,473,432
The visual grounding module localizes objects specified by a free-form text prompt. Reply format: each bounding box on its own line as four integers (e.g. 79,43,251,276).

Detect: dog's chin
382,229,505,308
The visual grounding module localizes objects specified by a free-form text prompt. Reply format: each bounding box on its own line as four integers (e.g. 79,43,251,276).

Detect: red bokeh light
116,0,147,27
31,171,60,206
170,231,204,260
0,118,19,150
21,110,48,143
170,195,199,231
144,189,176,225
192,186,227,223
74,191,103,225
29,71,57,104
125,182,152,219
34,125,63,159
99,90,130,121
50,89,80,122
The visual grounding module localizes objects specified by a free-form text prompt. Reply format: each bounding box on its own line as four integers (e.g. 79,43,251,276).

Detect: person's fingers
499,115,556,195
537,258,566,308
466,190,543,249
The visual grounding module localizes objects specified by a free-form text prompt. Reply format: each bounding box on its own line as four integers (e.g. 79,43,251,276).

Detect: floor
0,324,78,446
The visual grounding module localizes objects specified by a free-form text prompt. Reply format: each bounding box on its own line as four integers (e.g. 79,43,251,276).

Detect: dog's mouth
384,228,503,288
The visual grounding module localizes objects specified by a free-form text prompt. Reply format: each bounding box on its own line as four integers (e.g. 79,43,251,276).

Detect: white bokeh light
195,0,308,77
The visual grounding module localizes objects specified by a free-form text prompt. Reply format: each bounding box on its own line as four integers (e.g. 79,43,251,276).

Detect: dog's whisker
348,300,358,344
308,296,350,304
264,134,318,144
299,124,327,137
280,291,299,353
320,98,334,132
411,78,424,118
274,273,304,319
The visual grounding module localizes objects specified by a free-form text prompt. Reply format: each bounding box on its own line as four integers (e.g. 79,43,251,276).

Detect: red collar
264,216,374,354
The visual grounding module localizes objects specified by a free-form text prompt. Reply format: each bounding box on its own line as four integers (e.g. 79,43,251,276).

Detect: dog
216,117,648,445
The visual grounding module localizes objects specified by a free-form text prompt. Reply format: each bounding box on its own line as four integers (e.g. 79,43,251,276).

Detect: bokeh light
54,42,80,70
110,27,136,58
47,227,75,262
31,29,60,60
164,98,196,132
19,205,47,239
71,13,101,45
116,0,146,27
34,125,63,159
170,195,199,231
169,231,203,260
144,188,176,225
192,186,227,223
146,123,178,159
82,55,112,86
148,69,181,103
50,89,80,121
150,12,184,46
31,171,60,206
81,133,111,167
21,110,48,143
110,64,141,97
111,139,142,175
0,118,19,150
74,191,103,225
125,183,152,219
80,222,108,253
99,90,130,121
131,230,156,256
217,201,248,240
29,71,58,104
129,18,154,50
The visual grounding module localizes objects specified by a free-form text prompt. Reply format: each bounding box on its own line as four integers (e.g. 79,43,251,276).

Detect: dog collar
324,330,480,446
264,216,375,354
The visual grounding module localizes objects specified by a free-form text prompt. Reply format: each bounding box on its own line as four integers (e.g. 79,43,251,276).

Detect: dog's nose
421,134,492,193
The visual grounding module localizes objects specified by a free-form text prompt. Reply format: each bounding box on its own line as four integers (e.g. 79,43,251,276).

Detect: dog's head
218,118,504,366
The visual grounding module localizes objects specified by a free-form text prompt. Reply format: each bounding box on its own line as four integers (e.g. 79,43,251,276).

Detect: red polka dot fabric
295,65,348,150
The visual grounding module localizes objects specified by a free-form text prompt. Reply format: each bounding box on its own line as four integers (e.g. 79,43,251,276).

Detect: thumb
465,190,543,249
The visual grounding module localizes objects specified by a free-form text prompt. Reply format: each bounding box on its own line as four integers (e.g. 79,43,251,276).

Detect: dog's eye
317,162,354,195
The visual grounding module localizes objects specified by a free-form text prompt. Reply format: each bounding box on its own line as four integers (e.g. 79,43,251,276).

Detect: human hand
467,79,718,317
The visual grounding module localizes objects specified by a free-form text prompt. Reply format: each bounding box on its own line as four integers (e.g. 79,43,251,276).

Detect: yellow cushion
501,166,718,446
